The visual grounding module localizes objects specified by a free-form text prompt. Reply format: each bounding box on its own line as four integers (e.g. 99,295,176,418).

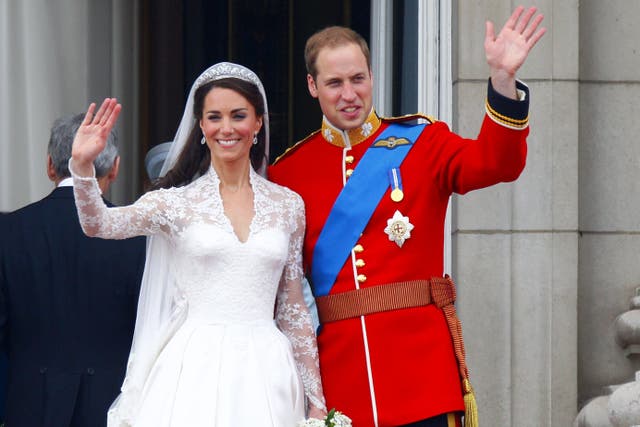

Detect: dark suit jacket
0,187,146,427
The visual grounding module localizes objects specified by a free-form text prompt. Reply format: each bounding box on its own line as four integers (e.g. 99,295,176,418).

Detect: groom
270,6,545,427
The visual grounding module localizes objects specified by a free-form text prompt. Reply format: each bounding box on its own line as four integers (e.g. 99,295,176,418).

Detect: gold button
345,169,354,178
345,155,354,164
353,244,364,253
355,259,365,268
357,274,367,283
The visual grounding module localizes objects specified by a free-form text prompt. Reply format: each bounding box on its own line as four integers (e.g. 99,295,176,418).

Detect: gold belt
315,277,455,323
315,275,478,427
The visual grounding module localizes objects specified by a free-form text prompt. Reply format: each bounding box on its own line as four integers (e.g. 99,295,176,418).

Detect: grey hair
47,113,119,178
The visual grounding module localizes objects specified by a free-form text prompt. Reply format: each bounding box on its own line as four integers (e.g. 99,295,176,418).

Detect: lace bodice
71,165,326,412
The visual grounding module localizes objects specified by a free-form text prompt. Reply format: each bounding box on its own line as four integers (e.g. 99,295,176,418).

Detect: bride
69,62,327,426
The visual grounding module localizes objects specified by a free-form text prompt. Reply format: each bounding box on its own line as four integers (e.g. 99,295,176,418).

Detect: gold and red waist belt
315,276,456,323
315,276,478,427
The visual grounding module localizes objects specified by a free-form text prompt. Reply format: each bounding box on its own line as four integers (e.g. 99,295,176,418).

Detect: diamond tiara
194,62,263,91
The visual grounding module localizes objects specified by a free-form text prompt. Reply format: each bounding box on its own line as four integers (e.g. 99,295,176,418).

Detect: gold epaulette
272,129,321,165
381,112,438,125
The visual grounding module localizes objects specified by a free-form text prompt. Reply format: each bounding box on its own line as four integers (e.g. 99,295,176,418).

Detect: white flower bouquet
298,409,352,427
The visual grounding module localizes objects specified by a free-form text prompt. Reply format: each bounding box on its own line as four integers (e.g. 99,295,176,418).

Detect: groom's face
307,42,373,132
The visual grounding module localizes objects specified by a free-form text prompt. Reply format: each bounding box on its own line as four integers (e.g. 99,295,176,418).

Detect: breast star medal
384,210,414,247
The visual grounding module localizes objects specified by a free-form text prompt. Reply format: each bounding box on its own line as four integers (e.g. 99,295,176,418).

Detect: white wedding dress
72,165,324,427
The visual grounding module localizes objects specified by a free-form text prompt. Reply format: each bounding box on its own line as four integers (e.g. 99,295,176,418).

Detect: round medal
390,188,404,202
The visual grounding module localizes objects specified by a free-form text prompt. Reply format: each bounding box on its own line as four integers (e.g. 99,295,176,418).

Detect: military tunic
269,80,530,427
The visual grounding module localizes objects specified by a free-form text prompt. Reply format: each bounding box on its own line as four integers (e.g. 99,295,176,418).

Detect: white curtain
0,0,140,211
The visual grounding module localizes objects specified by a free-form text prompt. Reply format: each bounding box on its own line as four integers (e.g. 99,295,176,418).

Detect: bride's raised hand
71,98,122,176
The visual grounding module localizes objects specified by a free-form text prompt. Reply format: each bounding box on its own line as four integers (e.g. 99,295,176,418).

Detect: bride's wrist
307,406,327,419
68,158,96,178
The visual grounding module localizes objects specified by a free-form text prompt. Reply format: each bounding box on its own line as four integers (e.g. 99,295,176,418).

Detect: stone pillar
578,0,640,409
452,2,578,425
574,289,640,426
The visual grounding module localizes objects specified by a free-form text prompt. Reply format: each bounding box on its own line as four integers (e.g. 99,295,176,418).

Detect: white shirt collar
57,176,102,194
57,177,74,187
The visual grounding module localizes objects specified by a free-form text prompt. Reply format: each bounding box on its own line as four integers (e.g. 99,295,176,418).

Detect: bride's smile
199,87,262,168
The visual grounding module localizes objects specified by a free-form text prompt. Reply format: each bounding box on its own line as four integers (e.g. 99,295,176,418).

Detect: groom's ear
307,74,319,98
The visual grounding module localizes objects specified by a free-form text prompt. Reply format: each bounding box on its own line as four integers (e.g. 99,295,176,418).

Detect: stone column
452,2,578,426
578,0,640,409
574,289,640,426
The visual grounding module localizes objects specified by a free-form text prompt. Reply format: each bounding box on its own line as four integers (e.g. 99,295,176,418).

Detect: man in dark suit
0,114,146,427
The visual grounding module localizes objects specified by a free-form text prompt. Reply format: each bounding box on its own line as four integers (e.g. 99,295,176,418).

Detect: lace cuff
276,280,327,412
275,194,326,413
69,158,169,239
69,158,114,237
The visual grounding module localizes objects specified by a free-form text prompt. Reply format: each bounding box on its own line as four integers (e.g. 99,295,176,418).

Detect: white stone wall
451,1,579,425
577,0,640,408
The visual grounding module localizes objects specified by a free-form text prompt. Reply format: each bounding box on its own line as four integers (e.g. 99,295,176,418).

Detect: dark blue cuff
485,78,529,129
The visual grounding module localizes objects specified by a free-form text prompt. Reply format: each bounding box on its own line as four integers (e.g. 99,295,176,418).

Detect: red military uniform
269,80,530,427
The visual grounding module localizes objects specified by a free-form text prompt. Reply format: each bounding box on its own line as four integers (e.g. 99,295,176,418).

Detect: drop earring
252,133,258,145
201,136,206,145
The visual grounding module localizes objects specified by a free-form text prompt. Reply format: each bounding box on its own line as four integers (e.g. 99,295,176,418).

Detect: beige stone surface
580,0,640,81
579,83,640,231
454,232,577,426
578,234,640,404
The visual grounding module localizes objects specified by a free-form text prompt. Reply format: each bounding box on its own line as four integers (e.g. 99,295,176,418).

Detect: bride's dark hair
151,78,267,190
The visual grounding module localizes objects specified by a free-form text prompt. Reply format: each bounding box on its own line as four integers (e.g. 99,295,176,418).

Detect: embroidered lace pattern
72,165,326,412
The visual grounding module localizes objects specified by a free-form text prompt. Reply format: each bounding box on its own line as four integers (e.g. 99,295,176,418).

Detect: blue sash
311,122,427,297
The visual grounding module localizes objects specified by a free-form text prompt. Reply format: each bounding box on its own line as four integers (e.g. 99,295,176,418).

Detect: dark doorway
139,0,371,176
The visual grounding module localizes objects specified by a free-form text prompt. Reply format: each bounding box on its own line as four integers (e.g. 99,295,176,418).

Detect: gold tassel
463,379,479,427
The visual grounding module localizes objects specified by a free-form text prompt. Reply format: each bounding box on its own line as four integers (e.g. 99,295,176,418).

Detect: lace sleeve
275,194,326,413
70,160,174,239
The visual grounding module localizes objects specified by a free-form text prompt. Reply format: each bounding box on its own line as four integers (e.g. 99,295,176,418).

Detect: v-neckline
211,166,257,244
222,200,255,244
